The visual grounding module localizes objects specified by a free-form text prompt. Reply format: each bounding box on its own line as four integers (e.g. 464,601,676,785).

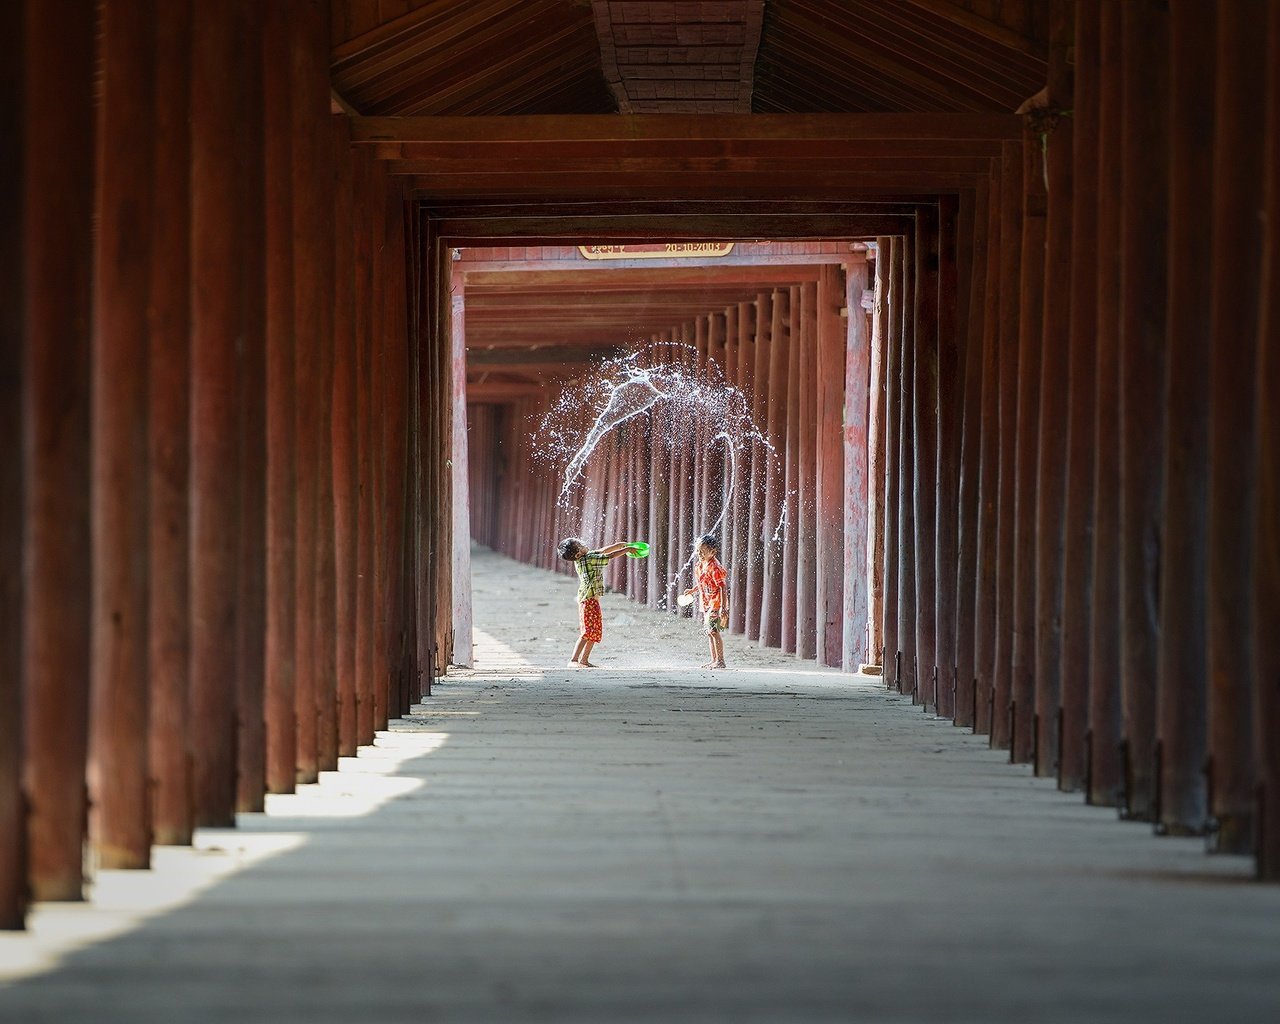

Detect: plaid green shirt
574,551,609,602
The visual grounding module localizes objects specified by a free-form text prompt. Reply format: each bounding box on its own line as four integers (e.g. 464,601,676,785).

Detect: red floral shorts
579,597,603,643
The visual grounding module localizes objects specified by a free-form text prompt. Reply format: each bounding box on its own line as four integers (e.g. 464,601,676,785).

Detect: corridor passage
3,548,1279,1022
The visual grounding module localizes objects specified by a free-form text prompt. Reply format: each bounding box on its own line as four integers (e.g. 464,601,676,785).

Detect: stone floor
2,546,1278,1022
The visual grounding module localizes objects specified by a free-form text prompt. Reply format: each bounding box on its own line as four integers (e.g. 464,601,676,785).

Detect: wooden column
880,238,903,686
796,281,819,661
0,0,23,929
1156,0,1216,833
354,152,376,746
1256,0,1280,883
385,198,411,717
1011,124,1047,761
1060,0,1101,793
759,291,788,648
934,195,960,715
450,283,473,667
744,299,770,639
729,307,752,632
781,287,802,654
190,0,246,828
991,142,1022,747
912,209,939,705
1087,0,1126,807
648,334,671,611
896,240,918,697
818,264,849,668
1207,0,1266,852
332,115,358,756
23,0,95,903
148,0,193,843
1033,1,1074,777
973,166,1002,735
955,185,990,726
89,0,157,868
866,242,891,671
1117,0,1169,821
234,0,267,812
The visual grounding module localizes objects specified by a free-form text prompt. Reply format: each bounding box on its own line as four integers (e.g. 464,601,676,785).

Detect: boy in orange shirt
684,533,729,669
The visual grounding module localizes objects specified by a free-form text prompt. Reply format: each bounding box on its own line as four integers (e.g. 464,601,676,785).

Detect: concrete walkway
2,547,1279,1022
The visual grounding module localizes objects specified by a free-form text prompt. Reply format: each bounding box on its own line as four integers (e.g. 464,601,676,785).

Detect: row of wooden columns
2,0,449,929
872,0,1280,880
468,258,873,671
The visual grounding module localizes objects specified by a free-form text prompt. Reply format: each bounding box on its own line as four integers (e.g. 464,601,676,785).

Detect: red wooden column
0,0,23,928
934,195,960,715
1207,0,1267,852
23,0,95,903
1117,0,1170,821
896,238,916,696
973,167,1002,734
744,299,770,639
705,311,728,555
1060,0,1101,792
729,307,753,632
1155,0,1216,833
1088,0,1126,807
450,278,473,667
759,291,789,648
148,0,194,843
880,239,903,685
675,322,695,609
991,142,1022,746
1011,124,1047,760
234,0,268,812
866,243,891,671
354,152,376,745
912,209,939,704
796,282,819,660
956,184,990,724
1257,0,1280,883
816,265,849,668
190,0,247,828
331,116,358,755
1033,1,1074,777
649,334,671,611
781,287,802,654
89,0,157,868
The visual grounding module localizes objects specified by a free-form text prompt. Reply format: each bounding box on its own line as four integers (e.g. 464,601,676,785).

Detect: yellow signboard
578,242,735,260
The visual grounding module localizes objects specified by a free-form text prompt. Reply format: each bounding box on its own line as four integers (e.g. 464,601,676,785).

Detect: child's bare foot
580,660,597,668
567,659,580,669
711,661,726,669
699,661,715,669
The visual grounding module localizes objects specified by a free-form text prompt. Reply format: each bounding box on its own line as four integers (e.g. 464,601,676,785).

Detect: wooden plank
903,0,1046,58
351,112,1025,143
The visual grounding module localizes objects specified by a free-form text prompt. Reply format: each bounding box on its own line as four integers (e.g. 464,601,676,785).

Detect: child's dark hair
697,533,720,554
557,537,584,561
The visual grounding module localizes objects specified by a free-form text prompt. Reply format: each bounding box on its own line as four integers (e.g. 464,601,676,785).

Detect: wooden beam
440,214,918,241
467,345,622,366
904,0,1047,58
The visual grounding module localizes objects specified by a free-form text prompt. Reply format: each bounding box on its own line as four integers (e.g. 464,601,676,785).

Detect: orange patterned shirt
695,557,727,613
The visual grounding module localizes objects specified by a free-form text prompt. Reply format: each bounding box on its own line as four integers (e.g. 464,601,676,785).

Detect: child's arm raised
598,540,640,559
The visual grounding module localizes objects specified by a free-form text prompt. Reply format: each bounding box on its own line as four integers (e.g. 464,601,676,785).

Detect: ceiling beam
467,345,624,366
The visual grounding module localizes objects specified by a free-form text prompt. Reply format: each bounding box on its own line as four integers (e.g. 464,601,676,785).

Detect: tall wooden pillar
781,287,802,654
0,0,22,928
234,0,267,812
1117,0,1169,821
1256,0,1280,883
867,242,891,671
881,238,903,686
744,298,770,639
839,259,870,665
1060,0,1101,793
729,307,752,631
912,209,939,705
23,0,95,903
1032,0,1074,777
1011,123,1047,762
190,0,247,828
148,0,194,844
991,141,1023,747
956,185,990,727
648,334,671,611
973,166,1002,735
934,195,960,715
796,281,819,660
1087,0,1126,807
896,240,918,697
1206,0,1266,852
354,152,376,745
89,0,157,868
331,115,358,756
450,281,474,667
759,291,789,648
1156,0,1216,834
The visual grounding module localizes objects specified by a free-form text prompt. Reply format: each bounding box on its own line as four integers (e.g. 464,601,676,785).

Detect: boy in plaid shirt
557,536,641,668
683,533,729,669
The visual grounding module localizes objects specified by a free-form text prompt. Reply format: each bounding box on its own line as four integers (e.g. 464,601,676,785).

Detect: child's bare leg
578,640,596,667
712,633,726,667
569,637,588,667
703,634,717,668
